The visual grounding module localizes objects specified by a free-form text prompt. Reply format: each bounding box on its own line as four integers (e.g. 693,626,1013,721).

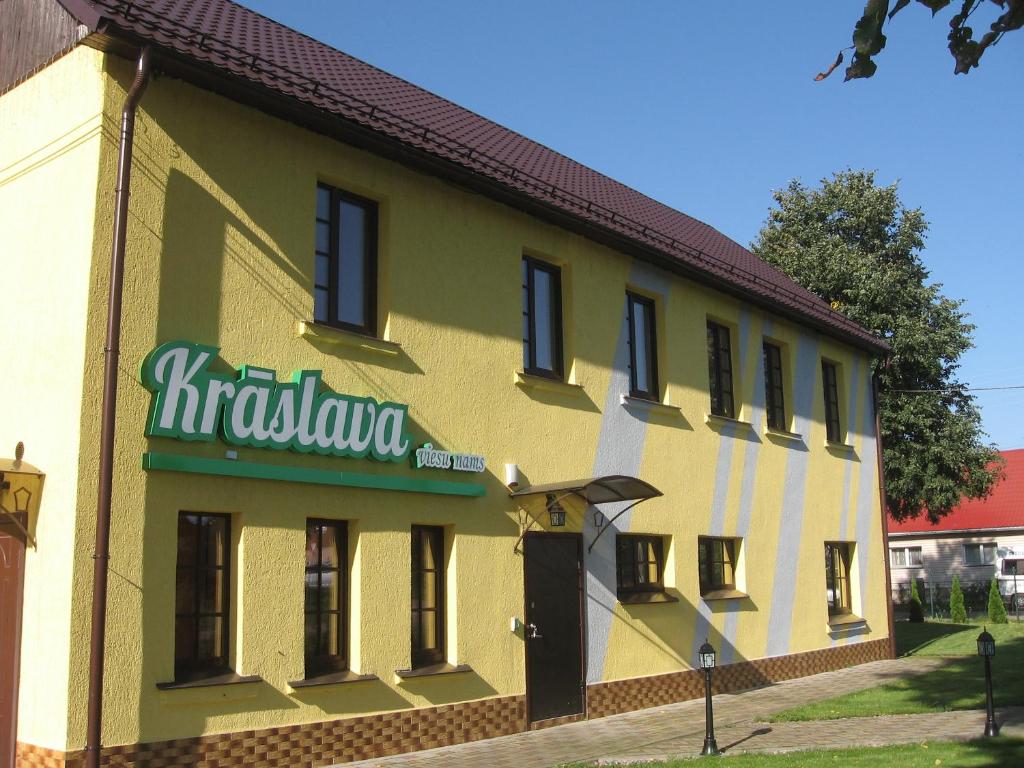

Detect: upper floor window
964,542,997,566
890,546,923,568
175,512,231,682
825,542,852,615
698,536,737,595
411,525,445,668
626,292,658,400
522,257,563,379
314,184,378,336
616,534,665,596
707,321,735,418
822,361,842,443
305,520,348,678
763,342,786,430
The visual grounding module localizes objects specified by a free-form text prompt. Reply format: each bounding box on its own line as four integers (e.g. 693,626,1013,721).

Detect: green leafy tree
753,170,1002,523
950,575,968,623
817,1,1024,81
909,578,925,622
988,577,1009,623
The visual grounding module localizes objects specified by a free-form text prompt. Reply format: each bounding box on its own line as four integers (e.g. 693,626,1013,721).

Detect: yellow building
0,1,895,766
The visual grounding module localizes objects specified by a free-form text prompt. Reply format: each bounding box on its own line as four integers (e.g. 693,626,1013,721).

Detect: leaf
845,52,879,80
917,0,952,15
853,0,890,56
889,0,912,19
815,49,845,80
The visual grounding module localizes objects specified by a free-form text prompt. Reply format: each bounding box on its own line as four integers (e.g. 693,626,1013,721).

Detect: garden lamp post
698,640,721,756
976,628,999,737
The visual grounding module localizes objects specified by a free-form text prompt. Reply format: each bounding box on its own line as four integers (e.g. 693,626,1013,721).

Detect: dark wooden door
0,518,26,768
523,533,584,722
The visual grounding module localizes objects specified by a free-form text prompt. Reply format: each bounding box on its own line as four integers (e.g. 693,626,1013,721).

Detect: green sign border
143,452,486,497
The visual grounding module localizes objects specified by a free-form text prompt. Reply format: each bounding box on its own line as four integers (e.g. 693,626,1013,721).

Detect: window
305,520,348,677
411,526,445,668
964,542,997,566
707,322,735,418
822,361,842,443
698,537,737,595
616,535,665,595
521,257,564,379
825,542,853,615
314,183,378,335
175,513,231,681
890,546,923,568
626,292,658,400
763,342,786,430
1002,558,1021,576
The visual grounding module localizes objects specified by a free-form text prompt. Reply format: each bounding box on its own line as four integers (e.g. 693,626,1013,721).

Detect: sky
240,1,1024,450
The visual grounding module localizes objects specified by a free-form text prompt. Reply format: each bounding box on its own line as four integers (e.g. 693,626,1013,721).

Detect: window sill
617,591,679,605
828,613,866,628
156,673,262,691
700,588,749,602
395,662,473,680
825,440,855,454
705,413,753,431
515,371,584,395
765,427,804,443
620,394,682,415
289,670,378,689
297,320,401,356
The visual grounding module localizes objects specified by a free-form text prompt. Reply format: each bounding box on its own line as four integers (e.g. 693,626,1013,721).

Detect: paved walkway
333,657,1023,767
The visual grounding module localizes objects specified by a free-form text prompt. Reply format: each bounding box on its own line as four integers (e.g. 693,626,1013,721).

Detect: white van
996,547,1024,608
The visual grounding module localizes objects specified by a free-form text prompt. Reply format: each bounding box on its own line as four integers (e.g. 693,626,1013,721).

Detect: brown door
523,533,585,723
0,516,26,768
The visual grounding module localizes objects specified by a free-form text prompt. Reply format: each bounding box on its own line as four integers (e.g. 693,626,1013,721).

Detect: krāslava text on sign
142,340,413,462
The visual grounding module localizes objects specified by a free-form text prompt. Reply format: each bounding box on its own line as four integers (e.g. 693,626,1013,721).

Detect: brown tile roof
60,0,885,352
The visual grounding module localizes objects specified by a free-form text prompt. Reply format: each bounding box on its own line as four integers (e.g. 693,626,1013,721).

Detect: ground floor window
890,546,923,568
305,520,348,677
411,525,445,668
616,534,665,596
175,512,231,681
964,542,997,566
825,542,853,615
698,536,737,595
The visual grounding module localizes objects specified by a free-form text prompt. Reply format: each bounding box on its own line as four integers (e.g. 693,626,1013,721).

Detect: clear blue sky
241,1,1024,450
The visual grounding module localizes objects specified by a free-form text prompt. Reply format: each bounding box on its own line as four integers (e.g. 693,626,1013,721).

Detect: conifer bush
950,575,967,624
988,577,1009,624
908,578,925,623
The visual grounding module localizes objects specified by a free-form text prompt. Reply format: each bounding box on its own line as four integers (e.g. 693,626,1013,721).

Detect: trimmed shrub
988,577,1009,624
909,578,925,623
950,575,967,624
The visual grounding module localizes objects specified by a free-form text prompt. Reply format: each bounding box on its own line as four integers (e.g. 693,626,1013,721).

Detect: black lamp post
698,640,721,756
976,627,999,737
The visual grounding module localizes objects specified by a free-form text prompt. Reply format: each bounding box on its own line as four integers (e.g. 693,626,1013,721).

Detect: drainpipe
873,363,897,660
85,46,152,768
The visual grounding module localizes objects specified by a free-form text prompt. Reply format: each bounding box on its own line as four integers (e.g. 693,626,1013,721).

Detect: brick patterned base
586,638,892,719
15,640,889,767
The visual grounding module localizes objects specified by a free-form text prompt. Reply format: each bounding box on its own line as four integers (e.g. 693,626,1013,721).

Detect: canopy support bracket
587,498,648,553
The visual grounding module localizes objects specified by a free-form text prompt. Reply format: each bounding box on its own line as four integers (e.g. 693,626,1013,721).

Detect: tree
909,577,925,622
988,577,1009,623
752,170,1002,523
950,575,967,623
816,1,1024,81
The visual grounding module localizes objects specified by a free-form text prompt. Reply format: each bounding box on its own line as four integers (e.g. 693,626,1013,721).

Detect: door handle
526,622,543,639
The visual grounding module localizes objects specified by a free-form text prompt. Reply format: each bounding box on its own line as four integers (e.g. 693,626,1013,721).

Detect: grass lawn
564,739,1024,767
770,620,1024,721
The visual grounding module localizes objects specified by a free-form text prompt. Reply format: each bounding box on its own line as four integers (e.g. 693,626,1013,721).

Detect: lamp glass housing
698,641,716,669
977,629,996,658
546,494,567,527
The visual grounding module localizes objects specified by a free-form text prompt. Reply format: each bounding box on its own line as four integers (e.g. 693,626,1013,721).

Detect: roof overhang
510,475,663,505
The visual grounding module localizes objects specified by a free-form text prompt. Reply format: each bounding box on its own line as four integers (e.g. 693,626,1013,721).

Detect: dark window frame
615,534,666,596
763,341,786,430
825,542,853,616
822,360,842,443
304,519,349,678
174,512,232,683
411,525,446,668
698,536,737,595
314,183,379,337
521,256,564,380
707,321,735,418
626,292,659,400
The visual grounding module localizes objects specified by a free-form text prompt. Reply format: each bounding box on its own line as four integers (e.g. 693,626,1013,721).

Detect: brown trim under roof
57,0,887,355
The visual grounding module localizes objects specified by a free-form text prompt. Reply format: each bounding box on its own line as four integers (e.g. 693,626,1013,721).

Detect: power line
890,385,1024,394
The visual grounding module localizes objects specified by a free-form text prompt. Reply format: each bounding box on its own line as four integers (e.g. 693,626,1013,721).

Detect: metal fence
891,576,1023,621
